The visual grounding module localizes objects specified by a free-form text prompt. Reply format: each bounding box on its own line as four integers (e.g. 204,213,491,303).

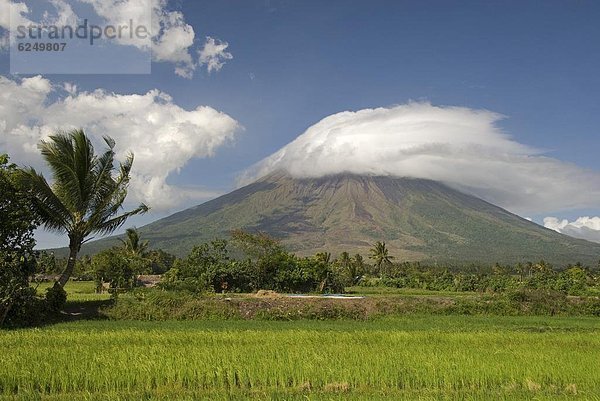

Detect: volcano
84,171,600,265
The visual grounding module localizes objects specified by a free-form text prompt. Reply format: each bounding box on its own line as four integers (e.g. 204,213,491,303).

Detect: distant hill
75,171,600,265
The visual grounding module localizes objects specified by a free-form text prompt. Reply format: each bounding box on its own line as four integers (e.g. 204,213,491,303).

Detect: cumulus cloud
544,217,600,243
1,0,232,77
81,0,197,77
241,102,600,215
0,75,241,210
1,0,77,34
199,36,233,73
0,0,34,30
41,0,78,27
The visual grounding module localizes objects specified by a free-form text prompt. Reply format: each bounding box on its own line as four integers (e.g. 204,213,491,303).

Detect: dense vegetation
35,233,600,298
0,155,39,327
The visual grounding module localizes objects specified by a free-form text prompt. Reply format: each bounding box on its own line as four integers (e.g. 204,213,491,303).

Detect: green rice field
34,281,110,302
2,315,599,400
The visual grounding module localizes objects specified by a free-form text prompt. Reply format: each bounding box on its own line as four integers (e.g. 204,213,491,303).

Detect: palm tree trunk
57,241,80,287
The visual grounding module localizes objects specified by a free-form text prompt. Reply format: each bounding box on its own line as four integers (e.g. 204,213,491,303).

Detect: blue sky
1,0,600,247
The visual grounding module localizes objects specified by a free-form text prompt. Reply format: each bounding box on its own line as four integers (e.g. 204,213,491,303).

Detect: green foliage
45,282,67,312
119,227,149,256
92,248,138,296
74,254,94,280
369,241,394,275
0,154,40,326
0,252,39,326
230,229,284,261
36,250,59,274
145,249,176,274
360,259,600,296
164,232,343,294
17,129,149,288
162,239,234,293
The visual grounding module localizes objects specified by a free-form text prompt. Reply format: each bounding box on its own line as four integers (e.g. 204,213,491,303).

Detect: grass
346,285,477,297
2,316,600,400
33,281,110,302
13,282,600,399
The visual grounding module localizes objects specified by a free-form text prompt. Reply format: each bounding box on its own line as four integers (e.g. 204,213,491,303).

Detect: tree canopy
0,155,39,326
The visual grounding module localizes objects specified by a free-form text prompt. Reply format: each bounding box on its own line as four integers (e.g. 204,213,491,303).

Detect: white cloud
1,0,232,77
0,0,33,30
241,102,600,215
81,0,198,77
199,36,233,73
1,0,77,32
41,0,78,27
0,75,241,210
544,217,600,243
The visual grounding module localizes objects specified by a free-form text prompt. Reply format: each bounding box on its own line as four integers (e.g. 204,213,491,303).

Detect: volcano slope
80,171,600,265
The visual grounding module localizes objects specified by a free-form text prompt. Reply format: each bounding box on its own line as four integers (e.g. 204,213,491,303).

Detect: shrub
92,248,136,296
45,283,67,312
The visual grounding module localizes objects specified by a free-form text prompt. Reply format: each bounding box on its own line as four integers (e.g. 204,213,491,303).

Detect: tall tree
338,251,351,269
315,252,332,265
120,228,148,257
0,155,38,326
352,253,364,269
18,129,148,288
369,241,394,273
350,253,365,284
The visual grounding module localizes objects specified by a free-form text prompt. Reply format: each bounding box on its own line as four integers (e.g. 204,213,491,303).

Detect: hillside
77,172,600,265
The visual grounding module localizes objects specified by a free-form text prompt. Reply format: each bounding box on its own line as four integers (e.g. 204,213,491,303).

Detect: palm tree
515,262,526,282
352,253,364,269
18,129,148,288
369,241,394,274
350,253,365,284
315,252,332,265
338,251,351,269
120,228,148,257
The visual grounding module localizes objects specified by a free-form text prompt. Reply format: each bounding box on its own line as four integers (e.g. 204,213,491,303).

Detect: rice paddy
34,281,110,302
2,315,600,400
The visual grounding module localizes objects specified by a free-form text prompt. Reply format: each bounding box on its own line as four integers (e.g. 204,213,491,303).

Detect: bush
506,288,568,315
45,283,67,312
167,235,344,294
92,248,136,296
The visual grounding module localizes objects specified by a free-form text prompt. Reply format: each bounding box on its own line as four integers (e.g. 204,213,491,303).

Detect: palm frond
71,129,95,211
88,146,116,215
39,131,83,212
91,203,149,236
16,167,71,233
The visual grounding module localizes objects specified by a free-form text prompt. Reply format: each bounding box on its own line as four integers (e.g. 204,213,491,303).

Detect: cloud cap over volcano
242,103,600,215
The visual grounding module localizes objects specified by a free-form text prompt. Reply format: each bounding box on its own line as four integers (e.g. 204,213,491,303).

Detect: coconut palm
369,241,394,273
337,251,351,267
315,252,332,265
352,253,364,269
120,228,148,257
351,253,366,284
18,129,148,288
